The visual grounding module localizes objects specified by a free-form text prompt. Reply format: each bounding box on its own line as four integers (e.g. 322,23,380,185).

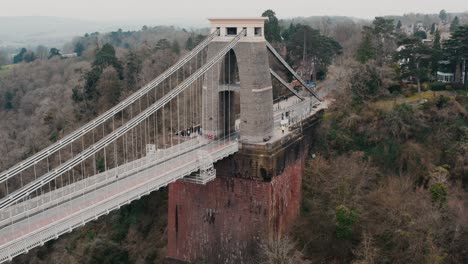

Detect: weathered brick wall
166,112,321,263
166,151,307,263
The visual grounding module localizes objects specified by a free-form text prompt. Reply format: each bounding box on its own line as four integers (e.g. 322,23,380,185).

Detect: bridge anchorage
0,17,326,263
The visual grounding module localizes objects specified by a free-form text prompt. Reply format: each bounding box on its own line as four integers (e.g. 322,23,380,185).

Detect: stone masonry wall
166,153,305,263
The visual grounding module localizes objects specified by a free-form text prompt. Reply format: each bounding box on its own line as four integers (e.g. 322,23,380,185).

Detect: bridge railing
0,139,239,263
0,29,220,199
0,137,205,228
0,29,245,211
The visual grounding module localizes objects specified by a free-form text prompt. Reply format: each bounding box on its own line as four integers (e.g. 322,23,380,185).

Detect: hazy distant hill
0,16,204,48
0,16,108,47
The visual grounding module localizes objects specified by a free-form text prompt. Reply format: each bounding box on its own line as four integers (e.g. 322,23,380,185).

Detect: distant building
61,53,78,58
401,24,414,36
422,39,433,46
437,72,454,83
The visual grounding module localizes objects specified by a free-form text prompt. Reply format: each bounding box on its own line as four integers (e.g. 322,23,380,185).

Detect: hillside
0,16,206,48
1,11,468,264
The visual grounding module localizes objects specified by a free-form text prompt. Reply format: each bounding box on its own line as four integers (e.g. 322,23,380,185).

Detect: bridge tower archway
203,21,274,143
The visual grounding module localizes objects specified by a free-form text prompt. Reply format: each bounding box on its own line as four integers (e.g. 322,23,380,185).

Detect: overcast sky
1,0,468,24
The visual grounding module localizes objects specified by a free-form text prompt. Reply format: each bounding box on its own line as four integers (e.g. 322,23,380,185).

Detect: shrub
335,205,358,240
430,183,447,204
436,95,450,109
430,82,446,91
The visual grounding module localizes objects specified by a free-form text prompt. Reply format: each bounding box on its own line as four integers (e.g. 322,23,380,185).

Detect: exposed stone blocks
167,154,305,263
166,113,322,263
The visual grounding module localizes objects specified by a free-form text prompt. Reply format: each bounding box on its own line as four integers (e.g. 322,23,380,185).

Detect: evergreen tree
431,30,442,76
413,31,427,40
156,39,171,50
185,34,205,51
262,9,281,42
439,10,448,22
13,48,27,64
444,25,468,87
356,33,375,63
93,43,123,79
450,16,460,32
185,35,195,51
23,51,36,63
74,42,85,56
396,20,402,31
74,43,124,110
430,23,436,34
286,24,341,79
125,51,142,90
281,23,299,42
48,48,61,59
171,40,180,54
396,37,434,101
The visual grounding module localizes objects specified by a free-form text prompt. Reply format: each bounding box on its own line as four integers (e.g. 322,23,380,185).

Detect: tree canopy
444,25,468,86
285,24,342,79
439,9,448,21
48,48,61,59
450,16,460,32
262,9,282,42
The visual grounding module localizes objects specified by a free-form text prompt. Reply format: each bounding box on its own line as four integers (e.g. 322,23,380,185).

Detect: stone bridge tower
202,18,274,143
166,18,322,263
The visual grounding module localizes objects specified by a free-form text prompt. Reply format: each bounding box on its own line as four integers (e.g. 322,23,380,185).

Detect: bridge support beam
166,114,322,263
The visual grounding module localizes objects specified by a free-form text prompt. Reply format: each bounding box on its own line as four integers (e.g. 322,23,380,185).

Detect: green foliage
450,16,460,32
87,241,130,264
125,51,142,90
13,48,27,64
185,34,205,51
439,10,448,21
112,198,147,242
48,48,61,59
3,90,14,110
12,48,36,64
359,17,396,66
371,17,395,35
49,131,58,142
171,40,180,54
396,20,402,30
96,157,105,173
23,51,36,63
262,9,281,43
431,23,436,34
94,44,123,78
285,24,342,78
430,183,447,204
436,95,450,109
430,82,446,91
413,30,427,40
156,39,171,50
367,139,401,170
395,37,433,86
85,230,96,241
356,33,375,63
73,43,123,109
350,64,383,103
74,42,85,56
444,25,468,87
335,205,358,240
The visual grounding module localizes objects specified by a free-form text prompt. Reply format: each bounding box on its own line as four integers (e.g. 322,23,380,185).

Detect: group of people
176,126,202,138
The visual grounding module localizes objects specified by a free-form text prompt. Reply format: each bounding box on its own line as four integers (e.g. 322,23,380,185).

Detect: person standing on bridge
281,125,285,134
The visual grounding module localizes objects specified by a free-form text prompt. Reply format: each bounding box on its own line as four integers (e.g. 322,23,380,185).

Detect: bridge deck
0,137,238,262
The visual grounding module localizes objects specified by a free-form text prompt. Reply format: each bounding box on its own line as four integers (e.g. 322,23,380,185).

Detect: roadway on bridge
0,137,238,258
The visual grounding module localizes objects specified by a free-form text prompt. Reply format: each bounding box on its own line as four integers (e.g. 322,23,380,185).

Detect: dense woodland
0,9,467,264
